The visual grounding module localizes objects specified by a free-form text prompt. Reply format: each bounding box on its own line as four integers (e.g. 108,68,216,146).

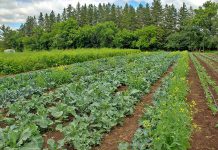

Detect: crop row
121,51,192,150
0,48,139,75
0,53,178,150
190,54,218,114
200,53,218,63
0,52,159,108
197,53,218,73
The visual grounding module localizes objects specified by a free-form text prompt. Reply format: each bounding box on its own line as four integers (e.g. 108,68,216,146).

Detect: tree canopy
0,0,217,51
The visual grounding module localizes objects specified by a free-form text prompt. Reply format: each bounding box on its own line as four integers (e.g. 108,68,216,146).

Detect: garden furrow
93,64,175,150
188,57,218,150
195,54,218,84
198,53,218,73
0,53,178,150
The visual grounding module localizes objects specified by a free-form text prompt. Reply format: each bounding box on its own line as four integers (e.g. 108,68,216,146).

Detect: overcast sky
0,0,216,29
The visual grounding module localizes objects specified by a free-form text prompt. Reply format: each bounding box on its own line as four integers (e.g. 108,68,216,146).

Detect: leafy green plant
131,51,192,150
0,124,43,149
46,139,66,150
118,142,130,150
48,103,76,120
190,53,218,114
0,52,179,149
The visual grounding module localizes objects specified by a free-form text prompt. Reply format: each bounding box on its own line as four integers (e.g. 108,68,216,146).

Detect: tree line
0,0,217,51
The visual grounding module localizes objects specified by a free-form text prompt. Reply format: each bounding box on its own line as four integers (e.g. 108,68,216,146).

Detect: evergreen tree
105,3,111,21
98,3,104,23
163,4,177,34
178,2,189,29
62,8,67,21
116,6,123,28
76,2,81,25
38,12,44,27
56,13,61,22
67,4,73,19
87,4,94,25
80,4,88,26
93,6,98,24
2,1,218,51
22,16,37,36
50,10,56,28
129,5,137,30
144,3,152,26
44,13,50,32
136,3,146,28
121,3,130,29
110,4,117,23
151,0,163,26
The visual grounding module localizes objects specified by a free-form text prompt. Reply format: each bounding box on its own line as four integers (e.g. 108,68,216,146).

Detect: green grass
0,48,140,75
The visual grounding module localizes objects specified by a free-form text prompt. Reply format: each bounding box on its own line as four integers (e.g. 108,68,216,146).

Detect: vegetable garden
0,50,218,150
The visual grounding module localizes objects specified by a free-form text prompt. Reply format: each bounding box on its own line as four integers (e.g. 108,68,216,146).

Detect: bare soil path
188,59,218,150
196,55,218,84
93,65,174,150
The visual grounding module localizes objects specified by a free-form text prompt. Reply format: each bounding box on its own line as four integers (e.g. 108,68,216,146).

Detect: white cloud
0,0,216,28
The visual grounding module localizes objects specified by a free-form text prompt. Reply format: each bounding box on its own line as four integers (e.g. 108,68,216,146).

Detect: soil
0,122,8,128
195,55,218,84
209,86,218,108
196,54,218,107
93,65,174,150
63,115,75,126
0,109,15,128
43,130,64,149
116,84,128,93
188,59,218,150
208,54,218,61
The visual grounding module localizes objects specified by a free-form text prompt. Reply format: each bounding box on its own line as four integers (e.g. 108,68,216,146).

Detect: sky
0,0,217,29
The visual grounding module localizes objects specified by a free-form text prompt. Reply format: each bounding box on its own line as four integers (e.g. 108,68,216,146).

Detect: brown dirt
0,109,15,128
0,121,8,128
195,55,218,85
93,65,174,150
188,58,218,150
63,115,75,126
208,54,218,60
116,85,128,92
43,131,64,149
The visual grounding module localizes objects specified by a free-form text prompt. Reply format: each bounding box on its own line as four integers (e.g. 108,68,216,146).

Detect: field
0,50,218,150
0,48,139,75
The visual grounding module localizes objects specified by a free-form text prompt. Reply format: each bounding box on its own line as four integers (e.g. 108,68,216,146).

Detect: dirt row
39,55,218,150
93,65,175,150
197,54,218,83
189,55,218,150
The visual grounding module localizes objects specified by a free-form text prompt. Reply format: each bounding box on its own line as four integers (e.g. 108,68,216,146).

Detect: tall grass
0,48,140,75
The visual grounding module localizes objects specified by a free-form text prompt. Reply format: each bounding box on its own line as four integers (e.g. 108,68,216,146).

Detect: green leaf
57,139,65,149
55,124,63,132
20,135,43,150
17,128,32,146
51,111,63,118
8,130,19,147
47,139,56,150
118,142,129,150
3,117,15,124
34,117,53,129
